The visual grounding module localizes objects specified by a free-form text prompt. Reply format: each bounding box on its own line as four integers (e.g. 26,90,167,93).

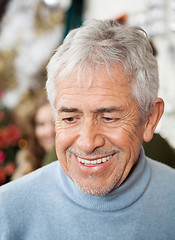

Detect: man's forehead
55,83,132,114
57,64,130,90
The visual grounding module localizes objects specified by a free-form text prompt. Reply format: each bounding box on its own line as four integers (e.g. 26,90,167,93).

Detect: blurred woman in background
12,99,56,180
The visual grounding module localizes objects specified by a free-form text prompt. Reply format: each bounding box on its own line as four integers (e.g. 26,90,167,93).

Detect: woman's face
35,103,55,152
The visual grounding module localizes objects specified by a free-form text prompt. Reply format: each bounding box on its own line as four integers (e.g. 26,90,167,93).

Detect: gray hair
46,19,159,121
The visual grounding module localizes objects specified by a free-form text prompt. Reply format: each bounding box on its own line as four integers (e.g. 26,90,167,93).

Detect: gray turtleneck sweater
0,148,175,239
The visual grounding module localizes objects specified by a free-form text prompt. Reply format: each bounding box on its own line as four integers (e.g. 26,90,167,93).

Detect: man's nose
76,118,105,153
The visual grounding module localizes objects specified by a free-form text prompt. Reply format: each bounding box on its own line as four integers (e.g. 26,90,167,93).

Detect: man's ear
143,98,164,142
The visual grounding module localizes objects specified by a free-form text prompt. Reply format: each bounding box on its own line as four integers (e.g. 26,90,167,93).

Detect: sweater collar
58,147,150,211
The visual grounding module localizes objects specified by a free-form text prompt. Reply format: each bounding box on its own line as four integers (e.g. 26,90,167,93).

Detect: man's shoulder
0,161,59,198
147,157,175,175
0,161,63,237
146,157,175,192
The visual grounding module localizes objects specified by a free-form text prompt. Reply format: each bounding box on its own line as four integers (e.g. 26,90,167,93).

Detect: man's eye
103,117,119,123
103,117,114,122
63,117,76,123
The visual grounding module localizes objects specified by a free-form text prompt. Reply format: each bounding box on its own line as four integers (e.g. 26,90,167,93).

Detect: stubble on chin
65,148,123,196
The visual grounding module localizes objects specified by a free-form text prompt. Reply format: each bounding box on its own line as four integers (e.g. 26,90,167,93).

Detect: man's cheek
55,121,63,137
55,129,72,154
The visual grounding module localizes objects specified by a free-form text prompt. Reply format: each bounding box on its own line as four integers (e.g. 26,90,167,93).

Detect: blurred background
0,0,175,184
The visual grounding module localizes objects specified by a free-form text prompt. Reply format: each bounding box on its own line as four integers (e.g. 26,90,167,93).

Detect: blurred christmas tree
0,91,21,185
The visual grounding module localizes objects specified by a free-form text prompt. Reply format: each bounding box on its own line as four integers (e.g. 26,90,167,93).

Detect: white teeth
97,159,101,164
77,155,112,166
81,159,85,164
102,157,106,163
84,160,89,165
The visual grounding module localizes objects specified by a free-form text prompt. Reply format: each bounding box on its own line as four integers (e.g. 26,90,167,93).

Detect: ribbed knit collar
58,148,151,212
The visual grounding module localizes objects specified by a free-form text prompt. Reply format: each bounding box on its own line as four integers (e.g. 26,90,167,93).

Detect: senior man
0,19,175,239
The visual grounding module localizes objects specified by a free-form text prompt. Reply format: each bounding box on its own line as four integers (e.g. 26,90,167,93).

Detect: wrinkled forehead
56,63,132,90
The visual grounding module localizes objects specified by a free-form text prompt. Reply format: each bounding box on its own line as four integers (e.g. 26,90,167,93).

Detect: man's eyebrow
94,107,122,113
58,107,81,113
58,106,122,113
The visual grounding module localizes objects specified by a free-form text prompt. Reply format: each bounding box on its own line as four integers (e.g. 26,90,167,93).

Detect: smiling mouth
77,154,113,166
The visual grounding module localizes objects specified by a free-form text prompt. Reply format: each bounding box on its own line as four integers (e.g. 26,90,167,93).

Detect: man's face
54,66,146,196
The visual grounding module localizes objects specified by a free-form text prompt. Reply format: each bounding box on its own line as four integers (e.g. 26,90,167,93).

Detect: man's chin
71,177,117,196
